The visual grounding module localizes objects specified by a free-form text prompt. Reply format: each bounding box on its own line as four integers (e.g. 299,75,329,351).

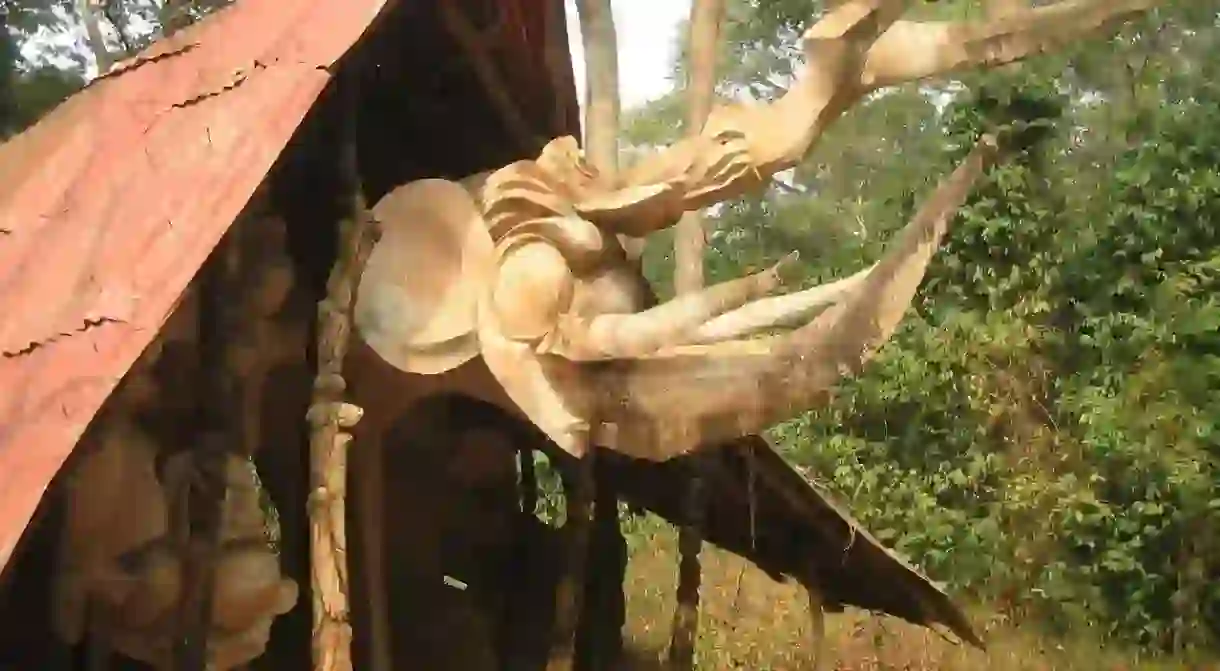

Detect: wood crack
2,316,127,358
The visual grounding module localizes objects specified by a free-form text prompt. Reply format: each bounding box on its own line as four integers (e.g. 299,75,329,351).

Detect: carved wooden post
171,230,242,671
668,2,725,668
308,71,379,671
546,453,595,671
805,575,828,671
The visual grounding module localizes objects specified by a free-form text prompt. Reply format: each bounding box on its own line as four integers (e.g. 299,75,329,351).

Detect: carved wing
355,178,496,375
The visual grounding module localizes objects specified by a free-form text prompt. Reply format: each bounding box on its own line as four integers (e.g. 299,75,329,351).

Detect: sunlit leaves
627,0,1220,652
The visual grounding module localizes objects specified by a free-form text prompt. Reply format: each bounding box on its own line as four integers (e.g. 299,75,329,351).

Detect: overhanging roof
0,0,396,572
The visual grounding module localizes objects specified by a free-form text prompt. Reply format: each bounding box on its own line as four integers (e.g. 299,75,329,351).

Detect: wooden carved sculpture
51,363,298,670
51,205,304,671
350,1,1163,669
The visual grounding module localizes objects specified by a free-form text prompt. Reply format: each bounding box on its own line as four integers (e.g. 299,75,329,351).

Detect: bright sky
565,0,690,112
25,0,691,111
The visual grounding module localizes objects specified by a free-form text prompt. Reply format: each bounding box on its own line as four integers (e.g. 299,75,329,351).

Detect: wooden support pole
308,70,379,671
545,454,596,671
805,578,828,671
668,1,725,668
577,461,627,671
545,3,625,670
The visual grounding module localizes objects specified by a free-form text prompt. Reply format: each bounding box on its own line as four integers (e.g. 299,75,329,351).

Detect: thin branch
862,0,1163,90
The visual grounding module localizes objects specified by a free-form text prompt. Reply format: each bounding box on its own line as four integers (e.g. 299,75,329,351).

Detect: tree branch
862,0,1161,90
604,0,1161,234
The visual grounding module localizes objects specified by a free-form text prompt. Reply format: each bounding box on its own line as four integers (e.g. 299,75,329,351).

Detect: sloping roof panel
0,0,393,572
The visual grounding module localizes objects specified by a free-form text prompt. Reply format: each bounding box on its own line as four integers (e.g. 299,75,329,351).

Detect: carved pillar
307,69,379,671
575,460,627,671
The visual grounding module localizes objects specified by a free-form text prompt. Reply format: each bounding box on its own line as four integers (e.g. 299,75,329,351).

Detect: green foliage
777,48,1220,654
0,0,233,138
628,0,1220,657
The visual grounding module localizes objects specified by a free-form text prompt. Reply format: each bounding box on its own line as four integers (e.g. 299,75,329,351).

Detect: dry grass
618,519,1214,671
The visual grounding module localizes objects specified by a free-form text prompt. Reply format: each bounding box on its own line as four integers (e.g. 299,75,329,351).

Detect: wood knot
306,402,363,429
313,373,347,395
307,486,342,509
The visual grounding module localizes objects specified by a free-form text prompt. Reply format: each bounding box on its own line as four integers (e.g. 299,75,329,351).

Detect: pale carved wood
608,0,1163,229
346,135,995,670
307,125,378,671
416,134,994,461
346,134,995,671
345,1,1162,666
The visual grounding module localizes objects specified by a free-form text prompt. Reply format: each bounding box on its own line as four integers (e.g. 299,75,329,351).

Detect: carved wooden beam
308,71,378,671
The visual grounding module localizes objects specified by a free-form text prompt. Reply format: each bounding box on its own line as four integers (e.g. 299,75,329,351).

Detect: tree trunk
547,6,625,669
575,0,642,263
77,0,113,74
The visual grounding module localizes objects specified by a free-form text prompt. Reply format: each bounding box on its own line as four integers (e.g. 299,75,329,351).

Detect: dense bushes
768,70,1220,653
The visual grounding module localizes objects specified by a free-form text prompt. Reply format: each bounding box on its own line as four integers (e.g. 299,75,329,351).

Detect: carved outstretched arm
589,0,1161,235
862,0,1161,90
680,263,875,346
491,242,798,360
587,135,1001,461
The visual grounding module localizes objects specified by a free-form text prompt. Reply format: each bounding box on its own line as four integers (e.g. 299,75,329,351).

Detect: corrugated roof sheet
0,0,393,573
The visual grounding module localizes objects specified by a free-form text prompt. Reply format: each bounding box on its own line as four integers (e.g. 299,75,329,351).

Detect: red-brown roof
0,0,393,572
